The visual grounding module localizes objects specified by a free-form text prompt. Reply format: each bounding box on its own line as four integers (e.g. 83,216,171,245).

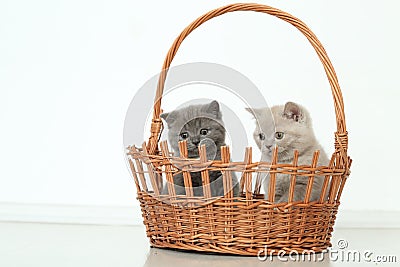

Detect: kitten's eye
180,132,189,139
200,129,208,135
258,133,265,140
275,132,284,140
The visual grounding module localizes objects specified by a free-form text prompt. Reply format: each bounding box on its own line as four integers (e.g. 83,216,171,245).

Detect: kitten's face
176,118,225,158
248,102,314,162
161,101,226,159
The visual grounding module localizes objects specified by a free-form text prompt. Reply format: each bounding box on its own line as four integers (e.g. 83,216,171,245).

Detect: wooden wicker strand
287,150,299,203
141,143,160,196
160,141,177,199
267,147,279,203
328,171,341,204
178,141,194,199
243,147,253,201
304,150,320,203
220,146,234,241
147,3,347,157
318,156,335,203
221,146,234,198
177,143,197,241
336,157,352,200
198,145,216,242
329,155,352,204
284,151,299,243
199,145,212,199
131,146,148,192
128,158,141,192
160,141,185,236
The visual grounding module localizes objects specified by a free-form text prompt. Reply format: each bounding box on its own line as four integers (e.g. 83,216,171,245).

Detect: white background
1,0,399,222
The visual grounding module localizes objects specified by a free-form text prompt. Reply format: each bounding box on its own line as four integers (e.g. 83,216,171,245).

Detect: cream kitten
246,102,329,202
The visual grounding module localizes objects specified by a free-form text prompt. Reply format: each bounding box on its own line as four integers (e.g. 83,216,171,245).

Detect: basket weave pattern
126,3,351,256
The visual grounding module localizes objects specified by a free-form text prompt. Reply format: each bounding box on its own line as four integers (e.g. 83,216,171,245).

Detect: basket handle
147,3,347,156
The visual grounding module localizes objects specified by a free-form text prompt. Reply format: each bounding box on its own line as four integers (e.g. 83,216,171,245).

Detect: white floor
1,222,399,267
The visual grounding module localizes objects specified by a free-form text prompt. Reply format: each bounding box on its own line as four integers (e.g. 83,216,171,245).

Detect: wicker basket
127,3,352,256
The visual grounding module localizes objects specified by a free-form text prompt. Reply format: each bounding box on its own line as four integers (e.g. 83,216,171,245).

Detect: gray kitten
246,102,329,202
161,100,239,197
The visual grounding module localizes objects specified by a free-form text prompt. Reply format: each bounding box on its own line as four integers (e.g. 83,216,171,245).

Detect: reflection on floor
1,222,399,267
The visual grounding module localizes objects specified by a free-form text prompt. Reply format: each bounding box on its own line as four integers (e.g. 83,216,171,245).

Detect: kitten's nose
266,145,272,150
193,140,200,146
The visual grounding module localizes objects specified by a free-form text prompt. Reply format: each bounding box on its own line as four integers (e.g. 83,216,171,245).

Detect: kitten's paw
199,138,217,160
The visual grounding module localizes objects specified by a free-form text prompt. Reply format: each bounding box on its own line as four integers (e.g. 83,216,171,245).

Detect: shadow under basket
126,3,352,256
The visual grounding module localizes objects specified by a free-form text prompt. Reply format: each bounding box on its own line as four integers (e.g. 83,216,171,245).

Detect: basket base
139,192,339,256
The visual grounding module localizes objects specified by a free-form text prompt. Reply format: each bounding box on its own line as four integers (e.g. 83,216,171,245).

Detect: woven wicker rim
146,3,347,157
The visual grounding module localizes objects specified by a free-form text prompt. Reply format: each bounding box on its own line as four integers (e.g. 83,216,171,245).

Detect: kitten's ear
245,107,261,119
283,102,304,122
203,100,222,119
160,112,174,126
160,112,169,121
245,107,255,117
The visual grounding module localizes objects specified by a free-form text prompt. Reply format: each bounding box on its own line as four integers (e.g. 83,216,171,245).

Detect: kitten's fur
161,100,239,197
246,102,329,202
